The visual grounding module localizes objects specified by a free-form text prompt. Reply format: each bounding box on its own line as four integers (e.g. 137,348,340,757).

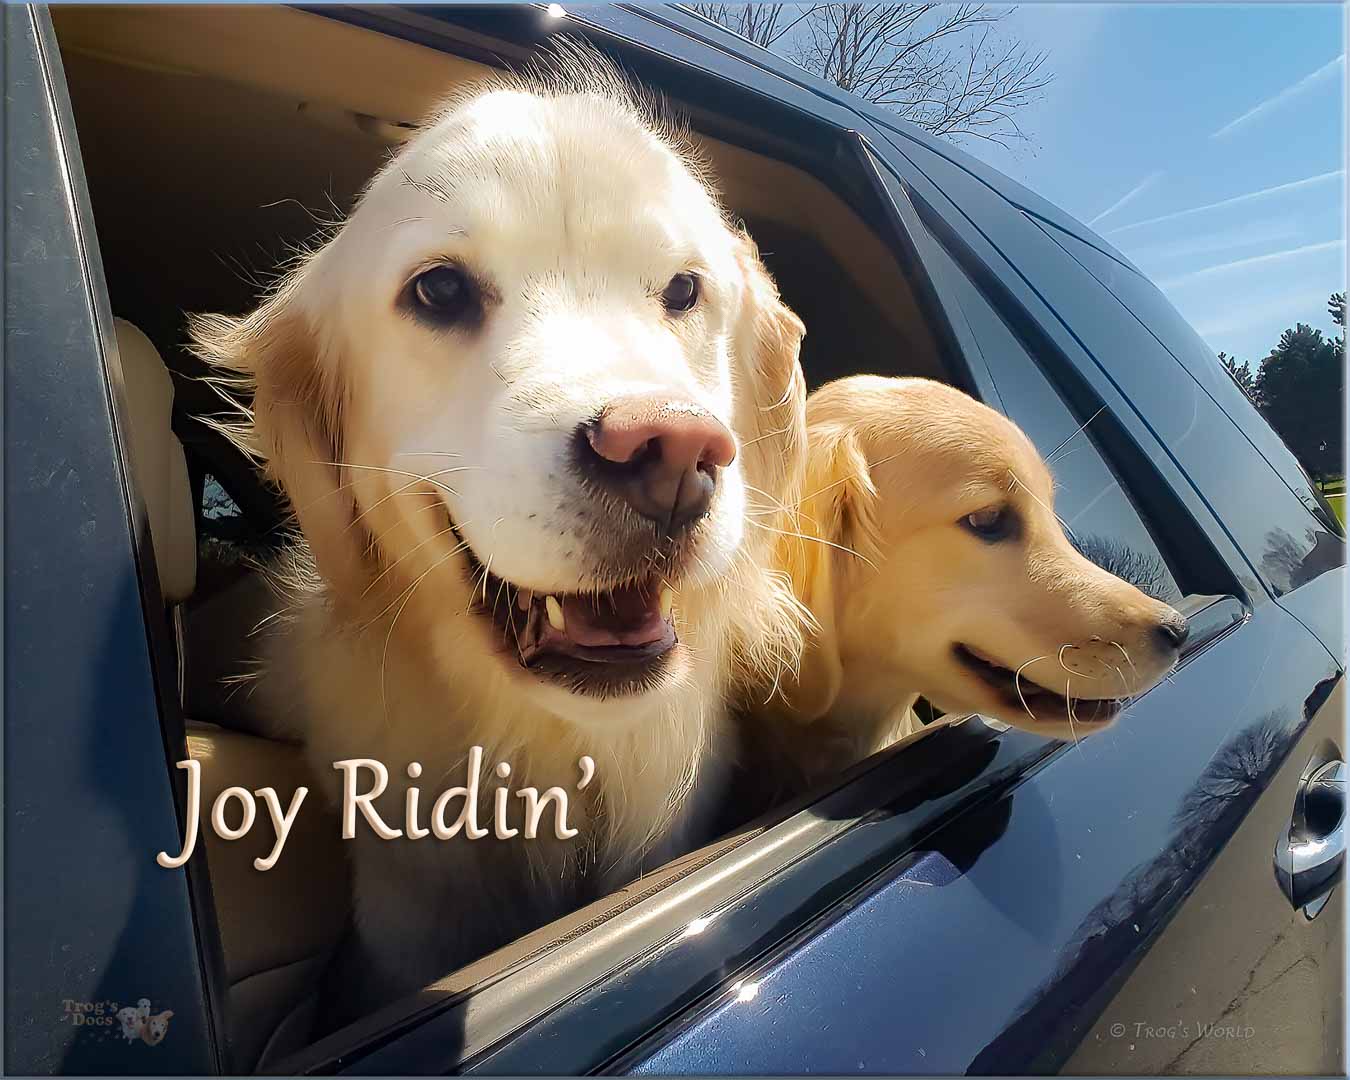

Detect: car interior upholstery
53,4,942,395
112,319,350,1070
59,5,949,1067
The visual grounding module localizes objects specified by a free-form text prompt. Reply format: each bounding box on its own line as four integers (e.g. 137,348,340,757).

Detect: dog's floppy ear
727,233,814,700
189,264,367,601
731,232,807,514
781,427,879,722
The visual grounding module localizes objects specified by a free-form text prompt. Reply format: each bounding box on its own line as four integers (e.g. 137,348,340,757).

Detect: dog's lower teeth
660,586,674,619
545,595,565,632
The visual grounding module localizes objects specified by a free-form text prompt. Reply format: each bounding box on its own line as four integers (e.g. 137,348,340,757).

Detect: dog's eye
661,272,700,313
962,506,1017,542
410,265,479,327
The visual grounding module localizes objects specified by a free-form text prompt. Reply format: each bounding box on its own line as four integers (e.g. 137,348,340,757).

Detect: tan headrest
114,318,197,603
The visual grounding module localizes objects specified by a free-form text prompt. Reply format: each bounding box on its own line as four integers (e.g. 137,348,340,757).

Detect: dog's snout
1153,614,1189,653
578,394,736,534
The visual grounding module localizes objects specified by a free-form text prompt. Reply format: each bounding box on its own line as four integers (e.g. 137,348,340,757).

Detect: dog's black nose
575,394,736,535
1154,616,1189,653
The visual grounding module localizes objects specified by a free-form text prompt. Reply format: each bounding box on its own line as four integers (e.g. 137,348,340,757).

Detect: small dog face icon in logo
116,1006,142,1043
141,1011,174,1047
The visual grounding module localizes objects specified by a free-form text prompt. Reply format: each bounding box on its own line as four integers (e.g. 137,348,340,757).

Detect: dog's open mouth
953,644,1124,727
463,543,678,697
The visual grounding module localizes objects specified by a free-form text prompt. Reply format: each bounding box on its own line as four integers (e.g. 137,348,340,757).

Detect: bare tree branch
689,3,1052,147
688,3,808,48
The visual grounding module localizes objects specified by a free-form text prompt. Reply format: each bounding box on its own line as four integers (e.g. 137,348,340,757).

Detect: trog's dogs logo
62,997,174,1047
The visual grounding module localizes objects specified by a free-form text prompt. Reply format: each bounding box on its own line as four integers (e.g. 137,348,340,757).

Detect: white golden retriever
191,52,806,1013
741,376,1188,794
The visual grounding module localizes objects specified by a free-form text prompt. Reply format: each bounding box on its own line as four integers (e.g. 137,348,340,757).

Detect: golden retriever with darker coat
740,376,1188,796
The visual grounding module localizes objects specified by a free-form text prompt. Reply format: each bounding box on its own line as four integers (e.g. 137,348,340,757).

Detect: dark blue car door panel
1278,567,1346,671
1061,681,1344,1074
624,606,1342,1074
4,8,219,1074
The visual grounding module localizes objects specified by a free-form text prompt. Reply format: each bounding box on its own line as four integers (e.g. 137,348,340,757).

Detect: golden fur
741,376,1187,797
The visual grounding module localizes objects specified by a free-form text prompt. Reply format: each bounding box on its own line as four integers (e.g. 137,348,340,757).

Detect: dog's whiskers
1105,659,1130,700
1110,641,1138,680
310,460,465,501
1014,655,1048,726
375,543,465,727
742,481,825,532
1007,468,1079,545
1056,645,1085,752
1046,405,1106,465
801,449,904,503
362,499,449,557
746,519,877,571
741,424,793,448
346,467,476,535
1065,679,1082,751
741,481,801,517
1057,643,1079,673
360,538,467,632
362,526,464,600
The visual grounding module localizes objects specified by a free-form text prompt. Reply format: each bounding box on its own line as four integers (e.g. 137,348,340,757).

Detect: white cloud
1210,54,1345,140
1087,170,1164,226
1158,239,1343,289
1108,170,1344,235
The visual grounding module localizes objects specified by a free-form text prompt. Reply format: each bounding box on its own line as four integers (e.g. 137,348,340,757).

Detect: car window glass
201,473,242,522
928,242,1185,605
1041,223,1340,536
197,470,270,568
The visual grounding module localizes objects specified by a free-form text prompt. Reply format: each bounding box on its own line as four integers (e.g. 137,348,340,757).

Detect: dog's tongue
559,585,665,647
517,581,676,666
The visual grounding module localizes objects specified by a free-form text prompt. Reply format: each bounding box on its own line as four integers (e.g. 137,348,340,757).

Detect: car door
864,131,1345,1071
4,7,223,1074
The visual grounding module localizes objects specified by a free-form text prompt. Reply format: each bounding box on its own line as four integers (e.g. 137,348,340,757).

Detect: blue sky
964,2,1346,364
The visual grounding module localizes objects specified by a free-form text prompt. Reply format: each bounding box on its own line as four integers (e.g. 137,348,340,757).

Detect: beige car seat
113,317,348,1070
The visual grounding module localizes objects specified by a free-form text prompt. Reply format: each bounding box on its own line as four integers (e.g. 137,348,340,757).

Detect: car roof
634,3,1146,278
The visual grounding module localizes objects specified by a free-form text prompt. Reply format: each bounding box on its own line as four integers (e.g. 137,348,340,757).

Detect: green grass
1317,477,1346,526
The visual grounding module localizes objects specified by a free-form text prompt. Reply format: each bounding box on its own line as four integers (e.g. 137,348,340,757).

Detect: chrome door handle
1276,759,1345,911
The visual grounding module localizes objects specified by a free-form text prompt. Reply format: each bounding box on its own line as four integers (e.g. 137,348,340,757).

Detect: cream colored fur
190,51,807,1013
743,375,1187,796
